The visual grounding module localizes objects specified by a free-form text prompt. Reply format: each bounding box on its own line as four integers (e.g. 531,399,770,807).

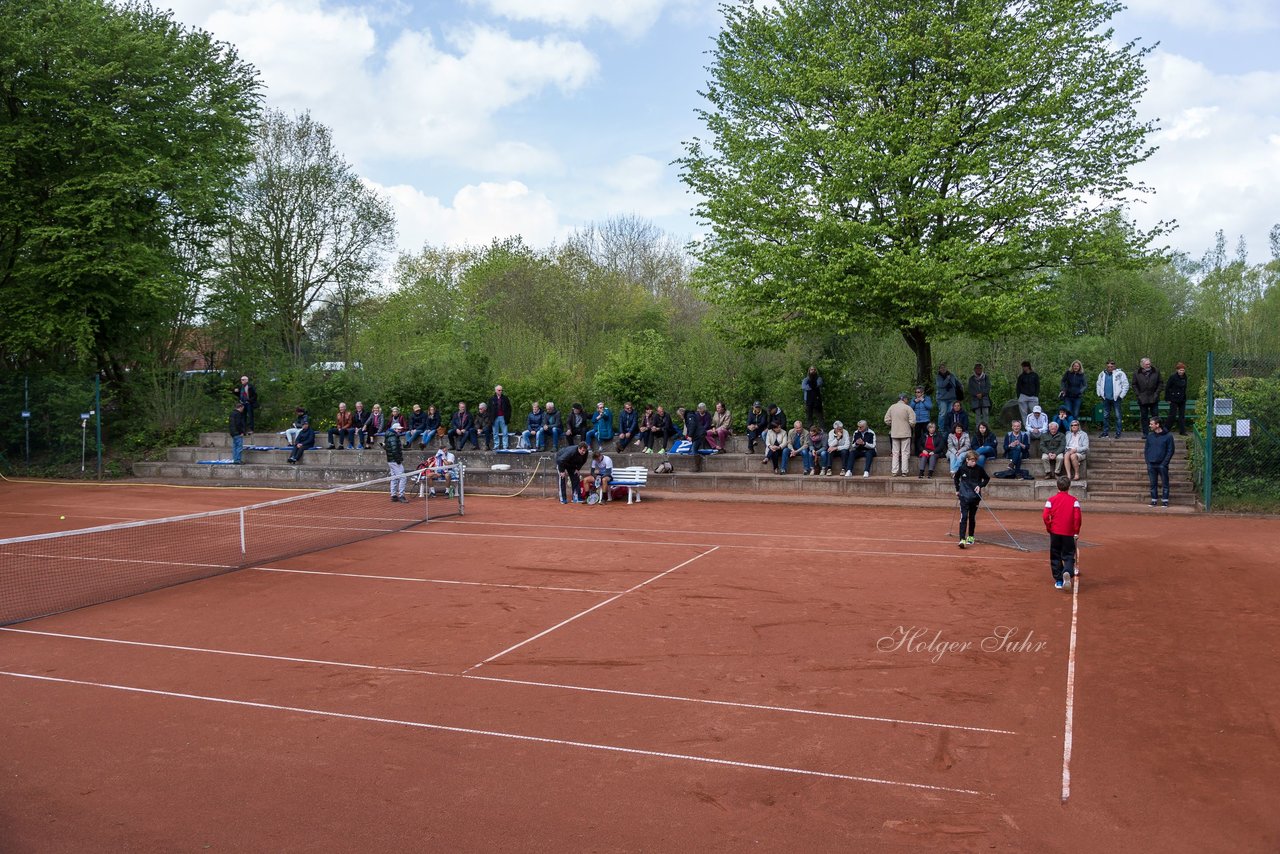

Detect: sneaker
644,448,653,454
862,471,870,478
1150,499,1157,507
803,469,811,476
559,498,567,505
1055,579,1064,590
823,468,831,476
844,469,852,477
1062,574,1073,591
429,488,437,497
1100,433,1109,438
1115,432,1122,439
958,539,967,549
966,536,975,546
658,449,666,455
1162,499,1169,507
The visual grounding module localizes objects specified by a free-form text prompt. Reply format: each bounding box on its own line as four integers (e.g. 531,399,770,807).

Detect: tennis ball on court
60,515,66,520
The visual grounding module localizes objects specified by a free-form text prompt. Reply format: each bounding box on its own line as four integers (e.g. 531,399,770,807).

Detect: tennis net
0,467,464,626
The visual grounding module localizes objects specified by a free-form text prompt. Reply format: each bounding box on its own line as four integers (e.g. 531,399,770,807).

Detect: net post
1204,351,1214,512
239,508,246,555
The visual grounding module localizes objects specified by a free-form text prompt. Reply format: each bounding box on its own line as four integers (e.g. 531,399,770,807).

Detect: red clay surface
1,479,1278,853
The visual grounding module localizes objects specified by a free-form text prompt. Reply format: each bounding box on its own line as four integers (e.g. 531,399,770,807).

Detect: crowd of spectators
233,358,1188,502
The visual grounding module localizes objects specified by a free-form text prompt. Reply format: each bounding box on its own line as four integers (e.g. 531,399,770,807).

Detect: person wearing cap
229,402,247,464
884,393,917,477
286,411,315,464
405,404,428,449
1016,361,1041,423
385,422,407,502
850,420,877,477
282,406,309,446
1025,405,1049,439
745,402,768,454
386,405,408,433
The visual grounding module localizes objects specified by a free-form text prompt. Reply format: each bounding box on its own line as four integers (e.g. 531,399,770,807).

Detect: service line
0,670,988,797
463,546,720,673
0,627,1016,735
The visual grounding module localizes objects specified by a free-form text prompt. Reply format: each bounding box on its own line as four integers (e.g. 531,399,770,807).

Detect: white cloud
1123,0,1278,32
378,180,564,251
1132,50,1280,258
592,154,690,219
473,0,673,35
162,0,597,169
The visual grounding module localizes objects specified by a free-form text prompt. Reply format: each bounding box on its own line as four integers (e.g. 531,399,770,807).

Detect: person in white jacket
1095,360,1130,439
1064,419,1090,480
825,421,852,476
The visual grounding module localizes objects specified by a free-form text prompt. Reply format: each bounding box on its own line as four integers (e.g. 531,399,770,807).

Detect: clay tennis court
2,479,1277,852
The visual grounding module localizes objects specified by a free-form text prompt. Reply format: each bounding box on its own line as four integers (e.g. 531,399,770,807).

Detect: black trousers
1168,401,1187,434
1049,533,1077,582
558,467,581,501
958,497,980,537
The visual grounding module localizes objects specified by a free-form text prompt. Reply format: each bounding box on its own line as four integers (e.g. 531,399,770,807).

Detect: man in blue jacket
1144,418,1175,507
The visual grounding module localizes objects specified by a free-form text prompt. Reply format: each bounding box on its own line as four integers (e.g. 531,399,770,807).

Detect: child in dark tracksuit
1043,476,1083,590
953,451,990,548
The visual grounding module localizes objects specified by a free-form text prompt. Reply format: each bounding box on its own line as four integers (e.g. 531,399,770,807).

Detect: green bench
1088,400,1198,429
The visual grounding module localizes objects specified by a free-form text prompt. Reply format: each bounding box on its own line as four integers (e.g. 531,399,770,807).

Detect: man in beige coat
884,392,917,477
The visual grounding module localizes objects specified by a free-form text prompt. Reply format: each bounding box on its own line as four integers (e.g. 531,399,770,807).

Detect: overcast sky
161,0,1280,264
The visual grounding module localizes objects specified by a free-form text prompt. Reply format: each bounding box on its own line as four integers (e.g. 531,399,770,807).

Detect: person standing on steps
1134,358,1163,437
1144,417,1175,507
1016,361,1041,423
1095,360,1129,439
1165,362,1190,436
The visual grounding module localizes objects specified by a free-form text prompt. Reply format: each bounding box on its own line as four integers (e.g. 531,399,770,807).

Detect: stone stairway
132,431,1110,506
1074,433,1197,507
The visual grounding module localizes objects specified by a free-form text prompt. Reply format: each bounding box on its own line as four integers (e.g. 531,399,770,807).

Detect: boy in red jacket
1043,476,1082,591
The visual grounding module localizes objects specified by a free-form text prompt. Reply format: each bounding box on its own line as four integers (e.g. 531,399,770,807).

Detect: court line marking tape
252,567,620,595
0,670,988,797
0,628,1016,735
464,547,722,673
1061,573,1080,803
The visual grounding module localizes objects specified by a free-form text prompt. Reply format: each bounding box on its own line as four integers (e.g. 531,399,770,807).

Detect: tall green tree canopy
0,0,260,372
681,0,1160,383
219,109,396,365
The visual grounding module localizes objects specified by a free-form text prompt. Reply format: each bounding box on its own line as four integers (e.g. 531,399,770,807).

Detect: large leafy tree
220,110,396,365
0,0,260,373
681,0,1160,383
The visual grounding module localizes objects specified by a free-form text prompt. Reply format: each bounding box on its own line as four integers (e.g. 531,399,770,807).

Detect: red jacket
1043,491,1082,536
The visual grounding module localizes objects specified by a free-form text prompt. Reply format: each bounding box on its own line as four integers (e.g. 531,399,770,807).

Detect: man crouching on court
556,441,590,505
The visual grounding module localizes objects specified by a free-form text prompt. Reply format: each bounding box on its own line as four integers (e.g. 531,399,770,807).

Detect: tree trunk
901,327,932,388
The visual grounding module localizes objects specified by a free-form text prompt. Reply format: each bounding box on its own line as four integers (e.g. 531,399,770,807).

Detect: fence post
1203,351,1214,512
94,374,103,479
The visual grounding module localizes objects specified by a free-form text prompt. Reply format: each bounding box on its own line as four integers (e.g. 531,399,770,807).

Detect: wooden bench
610,466,649,504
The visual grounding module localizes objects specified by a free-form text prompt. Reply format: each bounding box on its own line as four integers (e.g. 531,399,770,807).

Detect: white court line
0,670,987,796
0,628,1016,735
403,528,1027,562
437,518,960,547
252,566,620,595
1061,572,1081,803
464,547,720,673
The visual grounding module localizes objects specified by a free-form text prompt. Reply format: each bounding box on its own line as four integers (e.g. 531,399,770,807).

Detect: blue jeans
976,445,997,468
1065,397,1082,419
1006,446,1026,470
492,416,508,449
232,434,243,463
1101,400,1123,435
802,447,828,471
1147,463,1170,501
851,448,875,475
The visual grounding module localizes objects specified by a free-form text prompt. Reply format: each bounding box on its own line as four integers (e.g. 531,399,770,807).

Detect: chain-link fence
1194,352,1280,512
0,373,106,476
